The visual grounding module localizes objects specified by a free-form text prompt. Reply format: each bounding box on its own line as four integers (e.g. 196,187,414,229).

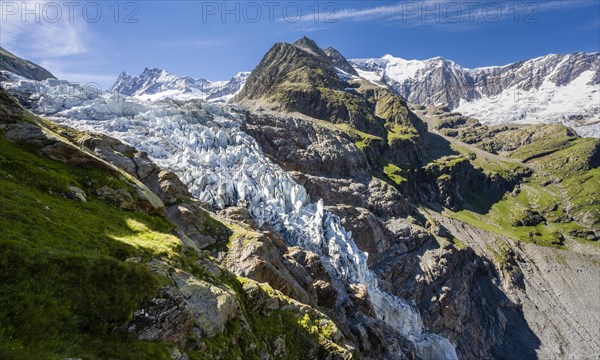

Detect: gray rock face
292,173,412,219
324,47,359,76
127,263,238,346
66,186,87,202
170,270,239,338
243,111,370,177
434,215,600,360
126,287,195,348
166,203,216,249
95,186,135,210
223,228,317,305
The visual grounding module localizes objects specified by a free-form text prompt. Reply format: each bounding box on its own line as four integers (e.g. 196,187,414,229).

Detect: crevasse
3,77,458,359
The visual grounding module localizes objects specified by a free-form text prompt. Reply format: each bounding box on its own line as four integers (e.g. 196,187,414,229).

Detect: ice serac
3,76,457,359
351,52,600,137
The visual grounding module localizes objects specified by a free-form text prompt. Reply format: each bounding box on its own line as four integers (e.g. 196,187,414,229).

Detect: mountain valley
0,37,599,360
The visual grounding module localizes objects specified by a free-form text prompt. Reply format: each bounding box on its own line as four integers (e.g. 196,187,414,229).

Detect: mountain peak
141,67,168,76
324,47,359,76
292,36,318,48
235,38,344,103
291,36,330,59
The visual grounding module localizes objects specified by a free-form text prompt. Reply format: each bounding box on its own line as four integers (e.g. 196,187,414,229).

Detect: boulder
170,270,238,338
127,288,194,348
225,230,314,305
166,203,215,249
95,186,135,210
66,185,87,202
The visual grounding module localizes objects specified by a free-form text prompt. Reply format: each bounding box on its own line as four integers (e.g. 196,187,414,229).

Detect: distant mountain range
107,50,599,137
111,68,249,102
1,42,598,137
351,53,600,137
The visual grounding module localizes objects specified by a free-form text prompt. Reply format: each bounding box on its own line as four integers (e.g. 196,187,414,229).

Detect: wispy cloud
577,18,600,32
296,0,598,28
0,0,89,57
0,1,120,87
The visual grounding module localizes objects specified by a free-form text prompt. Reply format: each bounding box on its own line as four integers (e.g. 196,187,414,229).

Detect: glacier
2,75,458,360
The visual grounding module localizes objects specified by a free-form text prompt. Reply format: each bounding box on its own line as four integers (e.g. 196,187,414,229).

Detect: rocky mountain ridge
351,52,600,137
0,47,56,82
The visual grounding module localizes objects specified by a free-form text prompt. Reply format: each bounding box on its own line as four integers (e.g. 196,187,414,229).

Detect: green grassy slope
0,133,179,359
436,120,599,247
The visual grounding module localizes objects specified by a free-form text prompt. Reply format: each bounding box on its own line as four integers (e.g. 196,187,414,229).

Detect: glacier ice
2,76,458,359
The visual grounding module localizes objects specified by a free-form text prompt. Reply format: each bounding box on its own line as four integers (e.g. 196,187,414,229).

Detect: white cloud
0,0,89,57
296,0,598,26
0,1,119,87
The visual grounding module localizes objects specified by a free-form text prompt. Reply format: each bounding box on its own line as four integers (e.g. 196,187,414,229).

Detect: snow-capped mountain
111,67,249,102
351,53,600,137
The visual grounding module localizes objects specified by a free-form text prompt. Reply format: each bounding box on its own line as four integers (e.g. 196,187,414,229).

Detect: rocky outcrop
223,223,318,305
243,111,370,177
324,47,359,76
0,47,55,81
126,257,356,359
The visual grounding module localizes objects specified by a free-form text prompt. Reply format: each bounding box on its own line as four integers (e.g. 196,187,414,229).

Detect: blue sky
1,0,599,88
